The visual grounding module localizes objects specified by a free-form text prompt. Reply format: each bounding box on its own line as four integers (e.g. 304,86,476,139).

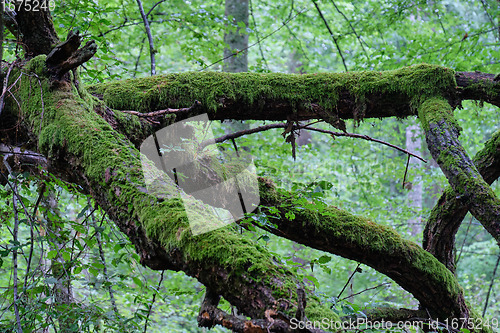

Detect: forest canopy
0,0,499,332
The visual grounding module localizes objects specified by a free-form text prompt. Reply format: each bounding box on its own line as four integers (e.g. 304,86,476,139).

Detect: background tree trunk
224,0,249,72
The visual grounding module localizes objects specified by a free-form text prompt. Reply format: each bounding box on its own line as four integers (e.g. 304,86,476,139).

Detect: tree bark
405,123,423,236
13,0,59,56
418,97,500,245
257,178,470,320
223,0,249,72
423,129,500,271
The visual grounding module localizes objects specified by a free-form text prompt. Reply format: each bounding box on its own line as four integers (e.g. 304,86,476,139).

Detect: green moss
418,95,500,228
12,57,466,325
460,76,500,103
88,64,456,117
417,96,462,132
467,305,494,333
25,54,48,76
259,179,463,314
304,301,341,331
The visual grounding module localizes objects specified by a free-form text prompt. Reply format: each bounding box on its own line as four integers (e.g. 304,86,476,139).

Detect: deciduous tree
1,2,499,332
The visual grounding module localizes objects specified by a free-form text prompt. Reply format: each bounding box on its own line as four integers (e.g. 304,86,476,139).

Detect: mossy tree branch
88,66,500,122
4,5,499,333
256,178,470,321
3,44,500,331
423,129,500,271
455,71,500,107
418,97,500,245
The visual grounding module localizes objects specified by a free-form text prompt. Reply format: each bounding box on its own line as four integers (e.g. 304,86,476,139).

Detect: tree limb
311,0,348,71
89,66,500,122
203,122,427,162
46,30,97,79
11,66,342,330
255,177,471,321
418,97,500,245
423,129,500,271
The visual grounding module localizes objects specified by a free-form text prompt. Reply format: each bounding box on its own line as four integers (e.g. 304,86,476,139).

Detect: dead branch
203,122,427,163
120,100,202,118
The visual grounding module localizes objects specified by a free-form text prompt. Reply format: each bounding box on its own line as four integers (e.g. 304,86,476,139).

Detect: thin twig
135,0,156,76
455,215,473,266
203,122,427,162
249,0,269,70
146,0,167,18
13,190,22,333
90,200,123,327
483,252,500,317
133,37,146,77
0,61,16,117
416,26,499,57
24,183,46,293
92,19,177,38
98,18,130,37
121,100,201,118
311,0,348,71
338,282,391,302
143,270,165,333
284,24,311,64
402,154,410,189
478,0,498,41
337,263,361,299
201,9,306,71
3,159,22,333
329,0,368,57
303,125,427,163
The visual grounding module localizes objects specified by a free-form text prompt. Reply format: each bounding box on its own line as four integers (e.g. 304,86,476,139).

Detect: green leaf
47,250,57,259
341,303,355,315
73,224,86,234
62,251,71,262
89,267,99,277
92,262,105,269
77,204,90,219
132,276,143,288
318,255,331,264
304,275,319,288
